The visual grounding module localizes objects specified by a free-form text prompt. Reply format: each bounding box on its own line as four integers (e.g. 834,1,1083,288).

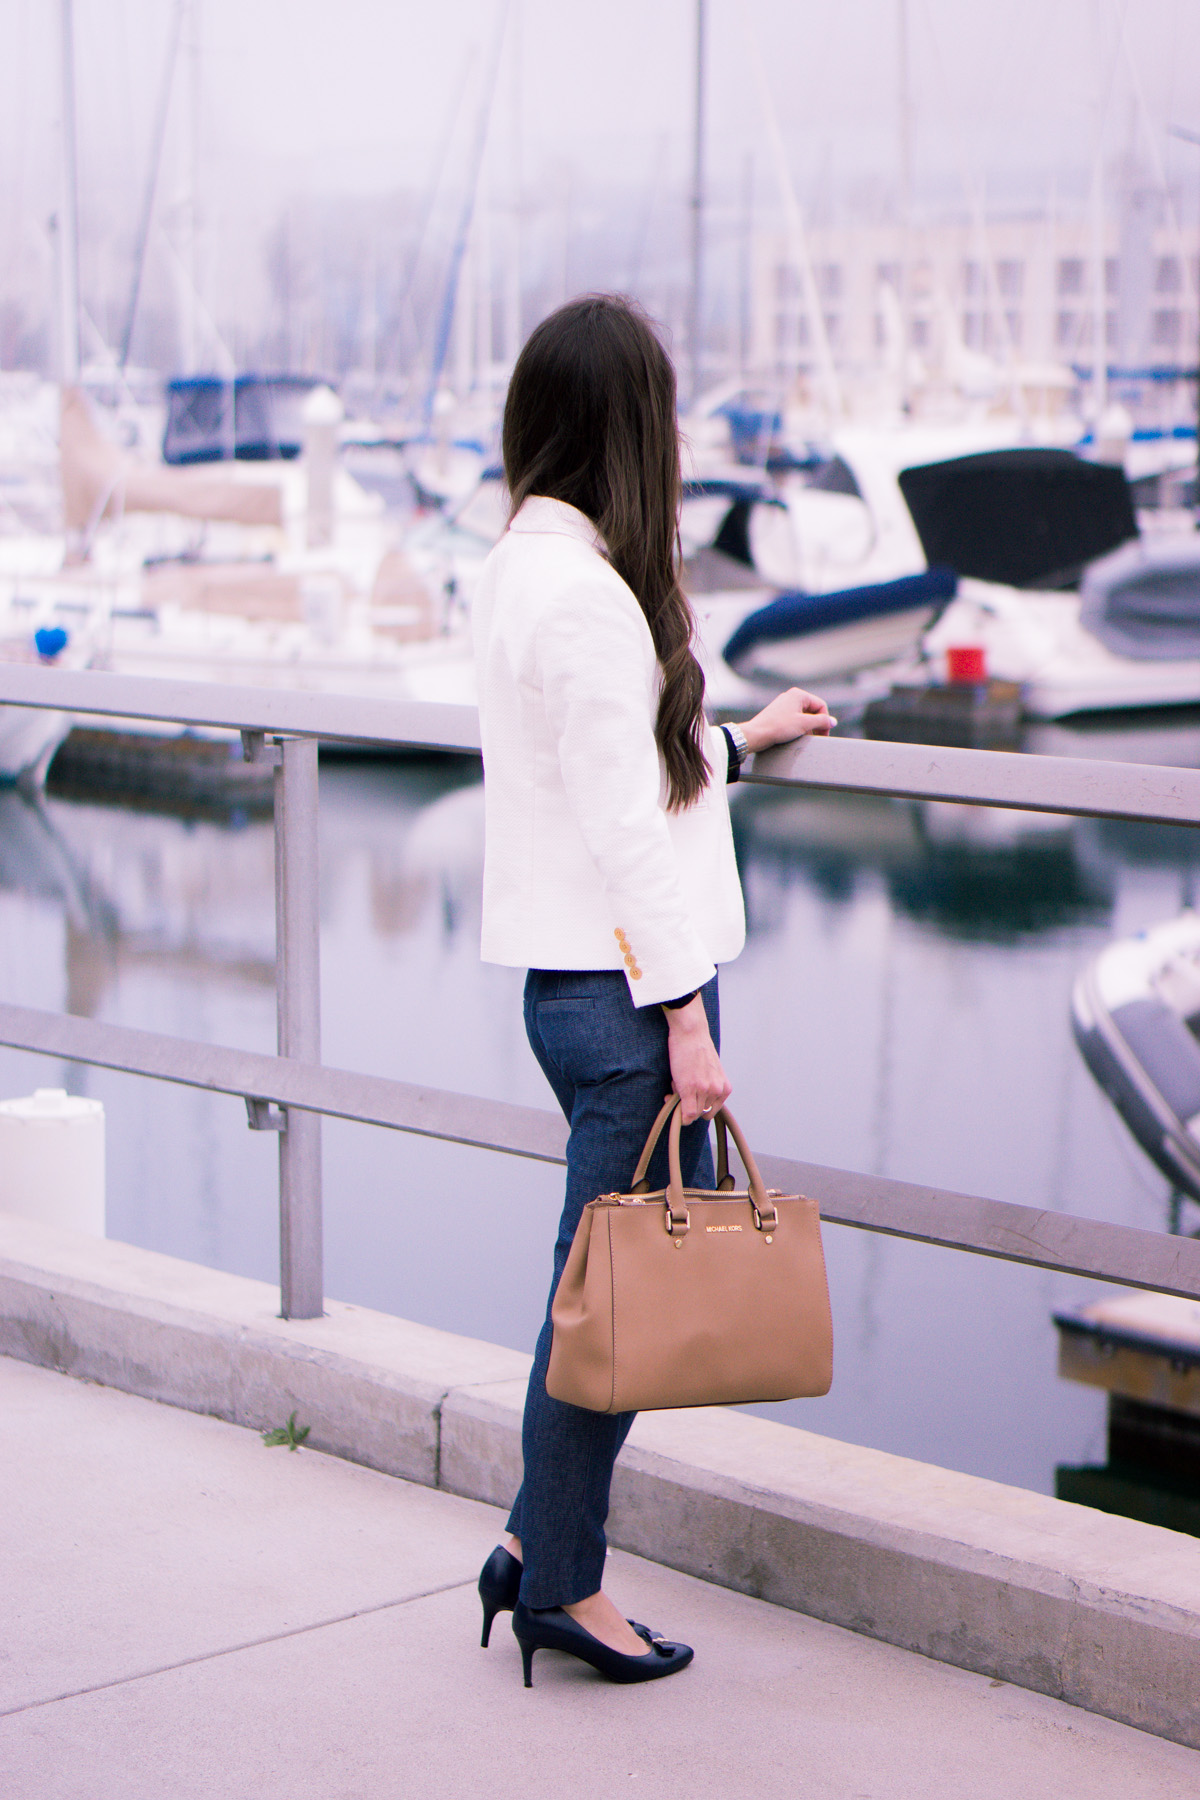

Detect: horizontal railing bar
0,1001,566,1164
748,734,1200,828
3,665,1200,826
4,999,1200,1300
0,665,482,754
755,1150,1200,1301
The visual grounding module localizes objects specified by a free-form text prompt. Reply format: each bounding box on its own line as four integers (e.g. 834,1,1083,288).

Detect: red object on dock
946,645,988,685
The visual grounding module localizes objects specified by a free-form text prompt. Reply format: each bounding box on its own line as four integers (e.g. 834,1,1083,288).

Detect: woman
473,295,833,1688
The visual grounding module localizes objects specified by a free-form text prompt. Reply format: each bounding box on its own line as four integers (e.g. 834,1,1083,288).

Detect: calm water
4,713,1200,1497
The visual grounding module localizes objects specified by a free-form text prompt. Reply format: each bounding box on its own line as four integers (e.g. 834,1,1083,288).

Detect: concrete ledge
0,1214,530,1488
3,1214,1199,1750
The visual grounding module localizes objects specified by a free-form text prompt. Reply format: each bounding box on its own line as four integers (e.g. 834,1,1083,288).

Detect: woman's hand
664,994,732,1125
740,687,836,755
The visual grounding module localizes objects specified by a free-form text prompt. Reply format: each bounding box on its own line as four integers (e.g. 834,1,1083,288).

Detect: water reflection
1,719,1199,1499
733,787,1115,941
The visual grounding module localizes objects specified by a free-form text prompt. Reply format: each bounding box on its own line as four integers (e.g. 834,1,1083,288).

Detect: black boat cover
723,566,957,668
897,448,1137,589
1079,536,1200,660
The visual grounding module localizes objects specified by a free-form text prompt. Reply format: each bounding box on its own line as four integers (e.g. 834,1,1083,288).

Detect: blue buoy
34,626,69,660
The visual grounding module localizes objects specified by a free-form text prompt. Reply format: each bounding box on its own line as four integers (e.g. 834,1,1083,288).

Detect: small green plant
261,1411,310,1452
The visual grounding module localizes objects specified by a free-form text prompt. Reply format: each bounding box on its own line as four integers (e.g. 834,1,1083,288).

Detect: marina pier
1,667,1199,1770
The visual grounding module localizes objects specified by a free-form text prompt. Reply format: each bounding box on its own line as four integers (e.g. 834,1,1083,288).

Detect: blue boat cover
163,374,322,465
723,566,957,667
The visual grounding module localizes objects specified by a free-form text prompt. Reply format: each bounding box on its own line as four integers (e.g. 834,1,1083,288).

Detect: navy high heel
478,1545,523,1648
511,1599,693,1688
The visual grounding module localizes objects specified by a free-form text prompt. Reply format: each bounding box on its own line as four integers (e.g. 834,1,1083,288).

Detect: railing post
274,735,323,1319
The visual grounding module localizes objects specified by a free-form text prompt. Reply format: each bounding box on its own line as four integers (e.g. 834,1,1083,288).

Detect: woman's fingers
674,1065,733,1126
742,687,836,752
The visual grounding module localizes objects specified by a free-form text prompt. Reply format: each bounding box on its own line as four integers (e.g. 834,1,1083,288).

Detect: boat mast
688,0,706,406
897,0,912,413
120,0,186,371
423,0,510,430
1088,0,1109,419
1167,122,1200,519
57,0,81,383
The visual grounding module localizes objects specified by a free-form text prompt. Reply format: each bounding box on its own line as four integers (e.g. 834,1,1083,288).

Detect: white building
752,203,1200,431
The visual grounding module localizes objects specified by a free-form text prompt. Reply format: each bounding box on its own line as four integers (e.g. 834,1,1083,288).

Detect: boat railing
3,661,1200,1320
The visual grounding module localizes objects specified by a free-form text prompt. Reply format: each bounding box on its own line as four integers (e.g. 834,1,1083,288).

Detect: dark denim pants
507,967,718,1608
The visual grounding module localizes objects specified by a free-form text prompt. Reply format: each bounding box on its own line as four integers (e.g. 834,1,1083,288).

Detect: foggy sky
4,0,1200,229
4,0,1200,375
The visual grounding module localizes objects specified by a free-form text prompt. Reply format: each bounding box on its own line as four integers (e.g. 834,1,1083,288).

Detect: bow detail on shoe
631,1621,677,1656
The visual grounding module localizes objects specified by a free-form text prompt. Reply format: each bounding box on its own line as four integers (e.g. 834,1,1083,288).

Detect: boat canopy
163,375,323,465
1080,537,1200,660
897,448,1137,589
723,566,957,668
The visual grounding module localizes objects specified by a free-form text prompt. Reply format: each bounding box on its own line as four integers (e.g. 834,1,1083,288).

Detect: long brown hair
502,295,709,810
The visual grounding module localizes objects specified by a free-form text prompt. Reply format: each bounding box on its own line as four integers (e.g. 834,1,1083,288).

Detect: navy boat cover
723,566,957,668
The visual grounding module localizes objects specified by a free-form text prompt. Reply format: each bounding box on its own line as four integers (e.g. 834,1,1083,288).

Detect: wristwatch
721,722,750,783
725,722,750,765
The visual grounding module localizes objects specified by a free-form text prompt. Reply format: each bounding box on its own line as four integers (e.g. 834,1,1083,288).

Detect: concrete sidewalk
2,1356,1197,1800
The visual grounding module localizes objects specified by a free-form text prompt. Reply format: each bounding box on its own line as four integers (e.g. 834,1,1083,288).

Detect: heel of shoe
477,1545,522,1650
518,1637,536,1689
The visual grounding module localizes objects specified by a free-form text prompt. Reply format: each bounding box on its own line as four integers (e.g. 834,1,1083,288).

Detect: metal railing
3,661,1200,1317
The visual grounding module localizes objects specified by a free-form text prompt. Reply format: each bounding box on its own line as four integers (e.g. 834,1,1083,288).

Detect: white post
302,383,343,551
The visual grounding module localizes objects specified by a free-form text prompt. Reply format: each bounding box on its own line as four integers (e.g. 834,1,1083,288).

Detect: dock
4,1349,1199,1800
4,1209,1200,1781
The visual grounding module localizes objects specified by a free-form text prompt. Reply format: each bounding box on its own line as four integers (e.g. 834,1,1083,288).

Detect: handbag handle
628,1094,777,1230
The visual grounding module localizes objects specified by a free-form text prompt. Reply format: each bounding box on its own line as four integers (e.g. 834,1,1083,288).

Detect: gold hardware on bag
665,1205,690,1236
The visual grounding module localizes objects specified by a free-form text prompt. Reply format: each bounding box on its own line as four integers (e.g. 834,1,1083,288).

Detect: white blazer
473,495,745,1006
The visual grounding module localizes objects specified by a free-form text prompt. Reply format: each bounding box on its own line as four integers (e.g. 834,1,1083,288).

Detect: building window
997,260,1023,300
876,261,900,291
1105,258,1119,297
1004,309,1022,347
1155,256,1183,295
817,263,842,302
1057,258,1084,297
823,313,840,348
1152,308,1182,349
962,259,984,299
963,312,984,349
911,316,930,349
1056,310,1079,349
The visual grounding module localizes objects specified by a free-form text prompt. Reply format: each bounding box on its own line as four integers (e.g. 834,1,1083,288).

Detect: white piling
302,384,344,550
0,1088,105,1236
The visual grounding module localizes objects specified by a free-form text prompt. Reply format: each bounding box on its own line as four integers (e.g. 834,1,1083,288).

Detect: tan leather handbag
546,1095,833,1414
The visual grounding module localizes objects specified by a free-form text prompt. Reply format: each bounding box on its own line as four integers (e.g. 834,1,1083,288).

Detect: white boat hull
0,704,71,786
928,580,1200,719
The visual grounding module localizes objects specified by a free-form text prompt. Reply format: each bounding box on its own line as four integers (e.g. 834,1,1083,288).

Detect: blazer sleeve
537,574,718,1006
